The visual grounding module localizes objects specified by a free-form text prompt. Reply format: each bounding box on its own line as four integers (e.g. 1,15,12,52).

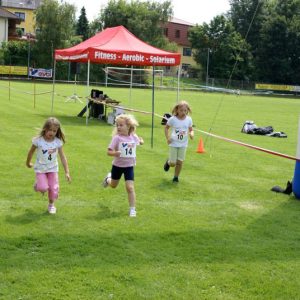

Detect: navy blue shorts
111,165,134,181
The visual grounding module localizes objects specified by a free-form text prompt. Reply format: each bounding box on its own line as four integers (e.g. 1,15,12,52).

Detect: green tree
256,0,300,83
189,15,253,81
229,0,265,47
89,16,103,36
34,0,76,68
100,0,173,48
76,7,89,40
1,41,28,66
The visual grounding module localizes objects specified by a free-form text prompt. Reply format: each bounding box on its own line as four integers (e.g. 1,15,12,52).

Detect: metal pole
27,34,30,79
206,48,210,87
151,66,155,148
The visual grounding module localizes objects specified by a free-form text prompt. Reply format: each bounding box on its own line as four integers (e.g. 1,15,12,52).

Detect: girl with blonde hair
102,114,144,217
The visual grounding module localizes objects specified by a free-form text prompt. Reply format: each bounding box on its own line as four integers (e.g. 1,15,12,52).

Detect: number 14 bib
119,142,136,158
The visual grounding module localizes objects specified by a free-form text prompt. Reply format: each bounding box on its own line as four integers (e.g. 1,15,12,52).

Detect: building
162,17,197,76
1,0,43,35
0,7,21,44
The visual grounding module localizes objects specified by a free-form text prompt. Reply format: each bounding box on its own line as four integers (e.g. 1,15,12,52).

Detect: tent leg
177,65,181,103
86,60,90,125
151,66,155,148
51,60,56,113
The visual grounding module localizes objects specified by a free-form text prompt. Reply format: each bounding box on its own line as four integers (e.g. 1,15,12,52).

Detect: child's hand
26,162,33,168
139,137,144,145
167,137,172,144
114,151,121,157
65,173,71,182
189,131,194,140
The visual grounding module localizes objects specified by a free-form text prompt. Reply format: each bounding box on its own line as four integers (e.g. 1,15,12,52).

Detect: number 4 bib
119,142,136,158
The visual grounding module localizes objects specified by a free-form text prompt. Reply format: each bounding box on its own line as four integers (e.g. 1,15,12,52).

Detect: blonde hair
171,100,192,116
39,117,66,143
113,114,139,136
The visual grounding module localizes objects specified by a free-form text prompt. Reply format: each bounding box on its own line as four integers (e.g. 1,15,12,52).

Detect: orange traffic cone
196,138,205,153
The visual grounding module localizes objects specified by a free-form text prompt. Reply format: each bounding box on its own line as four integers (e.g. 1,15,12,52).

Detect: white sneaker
102,172,111,188
129,209,136,217
48,205,56,214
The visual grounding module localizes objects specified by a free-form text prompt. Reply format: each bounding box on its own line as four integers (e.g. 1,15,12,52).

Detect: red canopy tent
53,25,181,145
55,25,181,66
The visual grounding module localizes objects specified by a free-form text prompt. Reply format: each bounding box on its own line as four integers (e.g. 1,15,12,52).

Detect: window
164,28,168,37
15,12,25,21
175,29,180,38
183,47,192,56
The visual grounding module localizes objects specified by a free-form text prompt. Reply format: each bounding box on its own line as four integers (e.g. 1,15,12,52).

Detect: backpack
241,120,257,133
161,113,171,125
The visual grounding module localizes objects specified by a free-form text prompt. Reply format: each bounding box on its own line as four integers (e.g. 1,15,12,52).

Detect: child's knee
35,182,48,193
48,184,59,200
169,161,176,167
176,160,183,166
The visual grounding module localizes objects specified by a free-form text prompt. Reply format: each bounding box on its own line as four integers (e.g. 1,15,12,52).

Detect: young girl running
102,114,144,217
164,100,194,182
26,117,71,214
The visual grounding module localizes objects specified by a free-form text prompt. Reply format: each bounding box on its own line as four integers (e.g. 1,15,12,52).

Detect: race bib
171,128,188,143
37,148,57,164
119,142,136,158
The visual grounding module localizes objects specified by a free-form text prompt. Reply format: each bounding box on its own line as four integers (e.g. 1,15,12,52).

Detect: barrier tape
98,101,298,161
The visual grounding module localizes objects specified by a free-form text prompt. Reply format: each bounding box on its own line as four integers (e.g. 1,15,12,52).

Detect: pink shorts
35,172,59,201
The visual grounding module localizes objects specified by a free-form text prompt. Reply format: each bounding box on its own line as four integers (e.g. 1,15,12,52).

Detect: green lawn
1,79,300,299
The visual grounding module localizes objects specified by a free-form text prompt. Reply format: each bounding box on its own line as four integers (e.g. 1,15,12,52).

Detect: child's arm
189,126,194,140
165,125,172,144
58,147,71,182
26,145,37,168
107,148,121,157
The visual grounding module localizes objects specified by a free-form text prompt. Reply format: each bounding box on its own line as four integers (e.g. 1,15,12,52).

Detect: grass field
1,80,300,299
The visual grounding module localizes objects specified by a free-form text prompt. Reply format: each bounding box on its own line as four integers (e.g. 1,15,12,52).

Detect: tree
100,0,173,49
1,41,28,66
76,7,89,40
229,0,265,47
189,15,253,81
34,0,76,68
256,0,300,83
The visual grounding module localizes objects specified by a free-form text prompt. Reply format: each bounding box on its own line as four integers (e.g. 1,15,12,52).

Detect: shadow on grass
90,204,123,220
3,200,300,268
5,209,48,224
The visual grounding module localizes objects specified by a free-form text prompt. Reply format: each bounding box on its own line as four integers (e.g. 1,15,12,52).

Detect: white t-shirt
167,115,193,147
32,136,63,173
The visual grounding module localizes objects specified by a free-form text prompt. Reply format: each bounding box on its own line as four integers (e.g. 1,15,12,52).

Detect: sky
66,0,230,25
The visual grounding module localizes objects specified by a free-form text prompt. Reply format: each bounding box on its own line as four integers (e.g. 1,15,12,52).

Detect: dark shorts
111,165,134,181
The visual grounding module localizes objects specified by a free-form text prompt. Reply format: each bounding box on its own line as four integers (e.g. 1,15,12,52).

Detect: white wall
0,18,8,46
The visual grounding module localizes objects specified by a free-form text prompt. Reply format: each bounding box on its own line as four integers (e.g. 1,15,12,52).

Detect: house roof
170,17,195,26
0,7,20,19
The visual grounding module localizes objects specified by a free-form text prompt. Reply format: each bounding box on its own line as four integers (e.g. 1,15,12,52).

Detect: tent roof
55,25,181,66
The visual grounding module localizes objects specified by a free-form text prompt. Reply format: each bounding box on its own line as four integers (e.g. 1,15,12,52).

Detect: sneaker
102,172,111,188
164,160,170,172
48,205,56,214
129,209,136,217
172,177,179,183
